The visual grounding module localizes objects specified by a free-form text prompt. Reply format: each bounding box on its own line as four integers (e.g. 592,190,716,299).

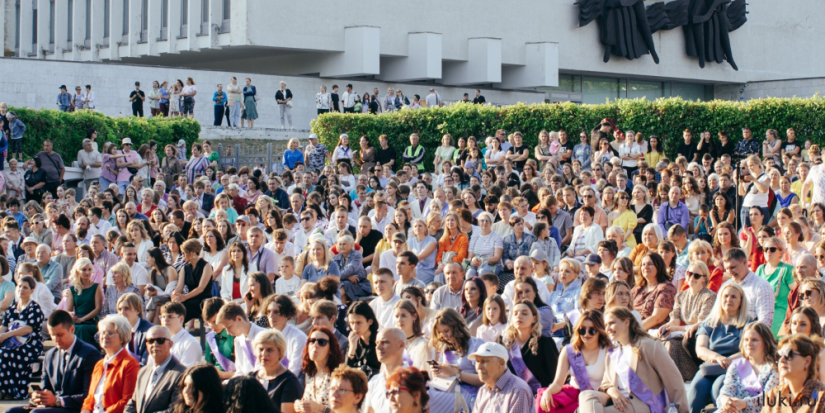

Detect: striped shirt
472,369,534,413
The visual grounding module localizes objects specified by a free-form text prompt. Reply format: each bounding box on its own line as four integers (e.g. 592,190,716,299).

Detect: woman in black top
174,239,214,323
498,299,559,390
25,157,47,204
375,134,397,171
223,375,276,413
344,301,380,379
250,330,303,413
631,185,654,244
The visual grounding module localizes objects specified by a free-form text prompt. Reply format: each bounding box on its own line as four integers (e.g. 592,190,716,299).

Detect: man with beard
75,216,93,246
125,201,149,221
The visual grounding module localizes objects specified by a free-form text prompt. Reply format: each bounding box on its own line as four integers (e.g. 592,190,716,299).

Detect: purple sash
733,358,762,396
443,350,479,396
206,331,236,372
281,354,289,368
566,345,593,391
567,310,581,329
610,346,669,413
403,350,413,367
243,338,256,368
509,344,541,393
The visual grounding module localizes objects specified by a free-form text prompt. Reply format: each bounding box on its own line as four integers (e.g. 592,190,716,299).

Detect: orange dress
435,233,469,266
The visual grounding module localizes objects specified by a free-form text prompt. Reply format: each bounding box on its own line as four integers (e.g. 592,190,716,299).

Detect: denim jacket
8,118,25,139
502,232,536,264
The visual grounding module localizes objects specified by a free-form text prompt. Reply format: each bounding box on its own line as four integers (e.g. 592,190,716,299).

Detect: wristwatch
55,398,62,408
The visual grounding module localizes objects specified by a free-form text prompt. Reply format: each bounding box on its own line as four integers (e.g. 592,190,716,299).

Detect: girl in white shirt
331,134,354,165
315,86,331,113
476,295,507,343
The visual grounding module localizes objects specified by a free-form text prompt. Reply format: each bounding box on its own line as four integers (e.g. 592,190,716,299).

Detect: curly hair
301,326,344,377
430,308,473,356
501,299,541,356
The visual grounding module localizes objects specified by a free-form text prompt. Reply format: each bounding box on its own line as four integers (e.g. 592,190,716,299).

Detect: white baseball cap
308,134,319,140
468,342,509,362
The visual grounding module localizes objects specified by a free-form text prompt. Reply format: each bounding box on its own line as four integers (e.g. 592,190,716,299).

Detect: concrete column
126,0,141,56
442,37,502,86
228,0,246,45
186,0,200,51
207,0,219,48
319,26,380,78
18,0,33,57
147,0,160,54
108,0,122,59
90,0,105,60
36,0,49,57
53,0,67,55
379,32,442,82
499,42,559,89
70,0,85,59
167,0,180,53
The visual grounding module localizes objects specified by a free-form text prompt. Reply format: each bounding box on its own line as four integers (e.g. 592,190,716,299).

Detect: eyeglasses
426,289,437,294
330,387,354,395
308,338,330,347
479,219,492,223
778,349,801,361
577,327,597,336
582,195,593,199
146,338,169,345
764,247,780,253
685,271,704,280
386,387,410,398
801,290,816,299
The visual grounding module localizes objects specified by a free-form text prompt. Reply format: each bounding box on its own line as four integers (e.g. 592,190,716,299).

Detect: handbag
286,101,293,108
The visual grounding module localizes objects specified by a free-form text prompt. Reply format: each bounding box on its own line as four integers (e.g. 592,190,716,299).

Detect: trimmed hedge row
9,108,201,162
310,97,825,170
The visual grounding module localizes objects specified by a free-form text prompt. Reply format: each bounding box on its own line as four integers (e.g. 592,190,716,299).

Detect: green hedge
310,97,825,170
9,108,201,162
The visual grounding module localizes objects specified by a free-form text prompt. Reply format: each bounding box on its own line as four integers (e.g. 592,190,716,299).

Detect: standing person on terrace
402,134,425,173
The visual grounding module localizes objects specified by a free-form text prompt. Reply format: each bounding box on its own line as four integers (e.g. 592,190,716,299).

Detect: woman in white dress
127,221,154,263
201,229,229,279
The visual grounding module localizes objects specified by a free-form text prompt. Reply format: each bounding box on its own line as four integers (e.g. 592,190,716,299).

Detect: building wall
715,79,825,101
0,58,544,130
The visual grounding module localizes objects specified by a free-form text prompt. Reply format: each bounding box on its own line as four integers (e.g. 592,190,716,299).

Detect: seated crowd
1,121,825,413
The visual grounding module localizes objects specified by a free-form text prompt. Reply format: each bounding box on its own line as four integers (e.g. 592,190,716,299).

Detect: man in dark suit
194,181,215,215
125,326,186,413
5,310,102,413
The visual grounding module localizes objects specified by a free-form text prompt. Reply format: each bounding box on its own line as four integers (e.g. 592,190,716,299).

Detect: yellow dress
612,209,638,248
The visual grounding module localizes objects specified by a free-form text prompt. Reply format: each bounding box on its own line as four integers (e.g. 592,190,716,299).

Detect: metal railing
216,140,306,175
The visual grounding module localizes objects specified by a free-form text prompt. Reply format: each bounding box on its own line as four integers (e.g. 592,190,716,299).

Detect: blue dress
408,235,437,285
0,300,44,399
301,261,341,283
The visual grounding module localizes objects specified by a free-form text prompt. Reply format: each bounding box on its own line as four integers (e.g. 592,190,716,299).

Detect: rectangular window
160,0,168,40
31,0,36,46
582,76,620,104
49,0,54,44
200,0,207,34
67,0,72,42
139,0,146,42
122,0,128,35
626,80,663,100
221,0,229,32
179,0,187,37
538,74,582,93
671,82,714,101
84,0,90,40
15,0,20,50
103,0,109,38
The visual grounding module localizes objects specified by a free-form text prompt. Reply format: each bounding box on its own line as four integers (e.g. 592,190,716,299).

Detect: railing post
267,143,273,175
235,144,241,170
217,143,223,169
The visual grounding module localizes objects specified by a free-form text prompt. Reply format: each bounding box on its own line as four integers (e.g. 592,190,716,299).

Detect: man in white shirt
512,196,537,231
501,256,553,308
293,210,317,253
263,295,307,376
265,228,294,268
77,138,102,196
364,328,406,413
370,201,391,233
341,84,357,113
379,233,407,279
159,303,202,368
369,269,401,330
108,243,149,295
425,88,441,108
88,207,112,236
217,302,265,376
4,159,24,199
325,208,355,246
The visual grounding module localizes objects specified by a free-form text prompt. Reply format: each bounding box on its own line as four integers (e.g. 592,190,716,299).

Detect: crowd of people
0,118,824,413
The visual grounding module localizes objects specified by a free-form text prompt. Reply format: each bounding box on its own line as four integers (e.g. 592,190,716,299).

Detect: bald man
364,328,406,413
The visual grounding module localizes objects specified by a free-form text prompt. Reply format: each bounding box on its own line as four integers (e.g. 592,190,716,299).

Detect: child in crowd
201,297,236,380
694,204,713,243
275,256,300,302
476,295,507,343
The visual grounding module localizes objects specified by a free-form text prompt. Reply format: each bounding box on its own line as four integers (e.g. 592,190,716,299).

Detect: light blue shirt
549,278,582,325
408,235,437,285
301,261,341,283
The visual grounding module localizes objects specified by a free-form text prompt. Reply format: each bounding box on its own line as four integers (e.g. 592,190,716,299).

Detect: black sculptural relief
577,0,747,69
576,0,661,64
683,0,747,70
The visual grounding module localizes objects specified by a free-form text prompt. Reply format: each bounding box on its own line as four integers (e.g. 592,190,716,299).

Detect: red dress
136,203,157,215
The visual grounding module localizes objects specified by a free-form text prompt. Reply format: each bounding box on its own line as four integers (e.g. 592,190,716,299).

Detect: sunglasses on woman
801,290,816,299
777,348,801,361
764,247,780,253
308,338,330,347
577,327,597,336
685,271,704,280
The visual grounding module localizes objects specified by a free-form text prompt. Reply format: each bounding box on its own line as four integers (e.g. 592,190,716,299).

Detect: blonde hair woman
549,258,583,336
799,279,825,330
103,261,140,316
300,239,340,287
126,221,154,263
499,299,558,393
604,280,643,323
283,138,304,170
66,257,103,344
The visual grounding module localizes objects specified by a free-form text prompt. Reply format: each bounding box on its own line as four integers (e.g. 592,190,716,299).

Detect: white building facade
1,0,824,124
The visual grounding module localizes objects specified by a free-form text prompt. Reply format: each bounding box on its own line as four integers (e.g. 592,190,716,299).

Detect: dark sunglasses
778,349,801,361
146,338,169,345
685,271,704,280
582,195,593,199
816,255,825,260
426,289,438,294
801,290,816,299
308,338,330,347
300,217,311,222
764,247,780,253
577,327,597,336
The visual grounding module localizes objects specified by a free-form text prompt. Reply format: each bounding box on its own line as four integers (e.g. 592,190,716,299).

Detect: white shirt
293,228,314,254
107,262,149,287
371,214,391,234
517,211,537,229
170,328,202,368
265,241,295,262
369,294,401,330
91,219,112,237
316,92,331,110
378,250,400,279
341,91,357,109
94,348,123,413
275,275,301,301
275,323,307,376
365,372,390,413
233,323,266,376
501,274,553,308
425,92,441,108
82,91,96,109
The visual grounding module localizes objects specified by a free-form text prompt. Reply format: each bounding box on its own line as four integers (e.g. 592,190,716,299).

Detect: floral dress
0,300,44,399
302,371,332,406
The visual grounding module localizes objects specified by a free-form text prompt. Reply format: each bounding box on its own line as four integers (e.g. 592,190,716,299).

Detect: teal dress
755,262,793,335
71,283,100,346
